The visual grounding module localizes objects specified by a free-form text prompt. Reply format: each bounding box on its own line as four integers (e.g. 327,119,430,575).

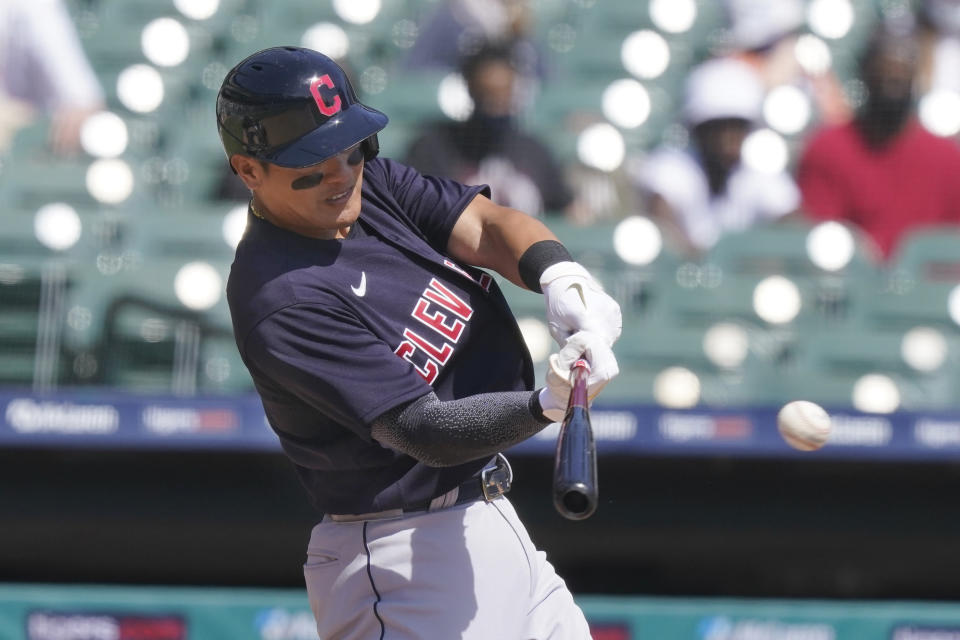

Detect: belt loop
428,485,460,511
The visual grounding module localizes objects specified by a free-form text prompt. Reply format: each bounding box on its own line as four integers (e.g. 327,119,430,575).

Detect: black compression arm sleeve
370,391,552,467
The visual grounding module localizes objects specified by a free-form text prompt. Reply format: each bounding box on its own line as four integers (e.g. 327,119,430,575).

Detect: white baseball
777,400,832,451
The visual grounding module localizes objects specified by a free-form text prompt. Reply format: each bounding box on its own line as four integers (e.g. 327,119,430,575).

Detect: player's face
256,144,365,239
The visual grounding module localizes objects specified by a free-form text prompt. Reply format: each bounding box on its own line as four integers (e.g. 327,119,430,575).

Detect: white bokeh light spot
621,30,670,80
649,0,697,34
301,22,350,59
577,122,625,172
753,275,801,324
806,221,855,271
901,326,948,373
703,322,750,369
742,128,789,174
142,17,190,67
175,262,223,311
653,366,701,408
222,205,248,250
117,64,165,113
919,90,960,137
795,34,833,76
438,73,473,121
808,0,854,40
34,203,81,251
613,216,662,266
948,285,960,325
852,373,901,414
763,85,811,135
603,79,651,129
80,111,128,158
174,0,219,20
86,159,134,204
333,0,381,25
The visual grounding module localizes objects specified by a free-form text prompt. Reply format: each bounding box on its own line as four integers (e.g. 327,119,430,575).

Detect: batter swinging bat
552,358,598,520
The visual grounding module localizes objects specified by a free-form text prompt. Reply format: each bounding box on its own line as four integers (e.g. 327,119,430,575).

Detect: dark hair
858,21,918,74
458,43,517,82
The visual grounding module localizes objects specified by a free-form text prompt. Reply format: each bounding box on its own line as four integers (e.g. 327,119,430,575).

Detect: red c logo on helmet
310,75,342,117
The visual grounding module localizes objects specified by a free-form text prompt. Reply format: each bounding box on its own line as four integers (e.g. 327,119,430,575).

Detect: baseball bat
552,358,598,520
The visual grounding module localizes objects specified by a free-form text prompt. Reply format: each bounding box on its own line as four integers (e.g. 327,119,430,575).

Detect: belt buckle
481,453,513,501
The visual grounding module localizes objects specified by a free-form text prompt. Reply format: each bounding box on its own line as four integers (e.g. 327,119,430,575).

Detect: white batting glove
541,262,622,348
538,330,620,422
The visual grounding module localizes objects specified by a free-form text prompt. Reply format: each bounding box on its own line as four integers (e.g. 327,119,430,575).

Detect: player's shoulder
227,223,349,337
363,155,423,187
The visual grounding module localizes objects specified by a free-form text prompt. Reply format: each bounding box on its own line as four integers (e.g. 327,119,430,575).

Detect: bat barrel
553,360,598,520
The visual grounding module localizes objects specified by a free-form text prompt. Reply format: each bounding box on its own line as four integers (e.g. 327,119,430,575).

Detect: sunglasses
290,145,365,190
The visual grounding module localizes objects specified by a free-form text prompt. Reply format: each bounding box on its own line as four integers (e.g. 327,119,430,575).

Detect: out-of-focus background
5,0,960,638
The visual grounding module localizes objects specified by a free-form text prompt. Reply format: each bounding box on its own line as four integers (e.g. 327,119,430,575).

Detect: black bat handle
553,359,598,520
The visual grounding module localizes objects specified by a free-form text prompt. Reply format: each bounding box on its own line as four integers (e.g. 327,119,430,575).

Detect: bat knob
554,481,597,520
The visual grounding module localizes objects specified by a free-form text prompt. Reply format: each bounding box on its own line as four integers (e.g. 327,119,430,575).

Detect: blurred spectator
0,0,105,155
916,0,960,101
629,57,800,258
403,0,546,86
403,44,587,221
721,0,851,126
797,24,960,260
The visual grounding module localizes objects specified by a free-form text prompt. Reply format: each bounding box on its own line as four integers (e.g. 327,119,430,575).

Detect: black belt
327,454,513,523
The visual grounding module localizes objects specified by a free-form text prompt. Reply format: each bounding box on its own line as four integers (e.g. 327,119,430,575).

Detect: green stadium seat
888,225,960,282
704,221,883,327
780,325,959,411
0,262,66,388
60,257,236,393
125,207,239,261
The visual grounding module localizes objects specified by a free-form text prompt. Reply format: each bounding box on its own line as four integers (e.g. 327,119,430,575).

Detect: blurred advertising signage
141,406,238,436
588,623,632,640
254,608,318,640
658,413,753,443
698,616,835,640
891,626,960,640
532,411,638,442
913,419,960,449
5,398,119,435
27,611,186,640
827,415,892,447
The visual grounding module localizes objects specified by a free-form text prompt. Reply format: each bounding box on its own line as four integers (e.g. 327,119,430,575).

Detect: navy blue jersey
227,157,535,514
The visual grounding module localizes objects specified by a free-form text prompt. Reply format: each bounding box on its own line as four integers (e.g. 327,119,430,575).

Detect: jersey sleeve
374,157,490,251
242,303,432,438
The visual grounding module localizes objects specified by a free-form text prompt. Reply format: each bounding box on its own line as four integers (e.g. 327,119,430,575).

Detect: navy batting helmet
216,46,388,168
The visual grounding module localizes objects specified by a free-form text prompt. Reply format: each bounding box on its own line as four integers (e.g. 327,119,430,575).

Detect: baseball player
217,47,621,639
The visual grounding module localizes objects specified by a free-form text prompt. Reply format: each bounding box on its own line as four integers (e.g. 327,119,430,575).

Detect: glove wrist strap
518,240,573,293
530,389,556,424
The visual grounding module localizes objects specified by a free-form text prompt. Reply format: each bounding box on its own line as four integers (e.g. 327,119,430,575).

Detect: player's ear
231,155,264,190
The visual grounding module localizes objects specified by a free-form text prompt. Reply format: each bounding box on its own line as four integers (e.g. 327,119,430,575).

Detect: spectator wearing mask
629,57,800,257
404,44,584,220
797,23,960,259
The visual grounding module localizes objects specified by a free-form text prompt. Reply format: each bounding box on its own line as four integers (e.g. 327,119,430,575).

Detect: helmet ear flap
361,135,380,161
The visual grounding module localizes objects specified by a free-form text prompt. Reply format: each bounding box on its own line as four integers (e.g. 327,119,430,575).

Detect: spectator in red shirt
797,23,960,260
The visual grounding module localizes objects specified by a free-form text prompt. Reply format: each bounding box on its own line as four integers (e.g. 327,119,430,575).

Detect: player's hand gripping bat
552,358,598,520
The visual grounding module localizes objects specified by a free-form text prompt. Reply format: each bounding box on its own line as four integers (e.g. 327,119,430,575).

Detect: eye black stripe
291,172,324,190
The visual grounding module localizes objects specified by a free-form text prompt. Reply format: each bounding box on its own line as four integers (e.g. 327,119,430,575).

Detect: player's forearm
370,391,552,467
